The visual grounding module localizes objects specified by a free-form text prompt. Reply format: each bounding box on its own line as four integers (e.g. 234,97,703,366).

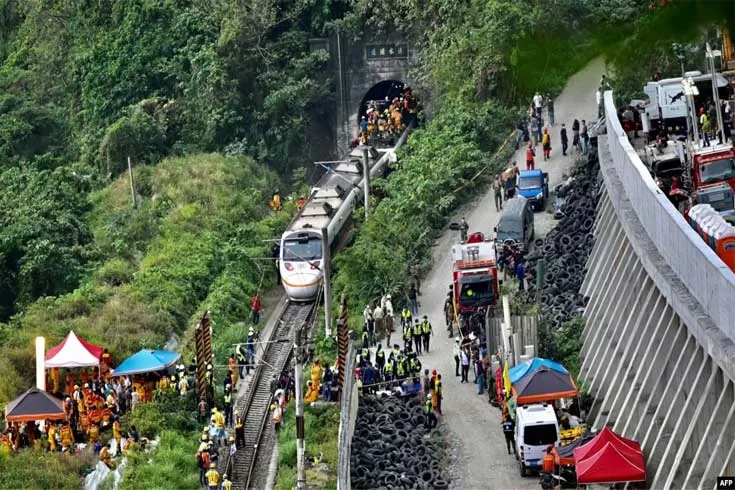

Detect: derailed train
279,133,409,301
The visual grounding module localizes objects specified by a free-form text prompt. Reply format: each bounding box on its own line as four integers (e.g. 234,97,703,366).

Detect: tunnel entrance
358,80,405,122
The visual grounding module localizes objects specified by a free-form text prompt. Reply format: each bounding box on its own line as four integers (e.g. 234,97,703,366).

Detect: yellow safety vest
206,469,220,486
422,321,431,334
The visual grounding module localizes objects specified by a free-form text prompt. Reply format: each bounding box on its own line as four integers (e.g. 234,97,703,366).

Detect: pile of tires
351,394,449,489
525,143,601,330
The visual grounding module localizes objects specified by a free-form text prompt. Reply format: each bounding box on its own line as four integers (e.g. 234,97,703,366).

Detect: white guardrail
603,90,735,342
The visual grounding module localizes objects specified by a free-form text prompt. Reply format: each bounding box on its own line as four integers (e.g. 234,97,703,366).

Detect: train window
283,237,323,261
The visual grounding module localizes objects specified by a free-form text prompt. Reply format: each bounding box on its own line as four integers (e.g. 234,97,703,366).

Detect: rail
602,90,735,363
226,300,317,490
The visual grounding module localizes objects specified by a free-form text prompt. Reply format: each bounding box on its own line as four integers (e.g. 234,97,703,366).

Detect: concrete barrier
603,90,735,360
337,337,357,490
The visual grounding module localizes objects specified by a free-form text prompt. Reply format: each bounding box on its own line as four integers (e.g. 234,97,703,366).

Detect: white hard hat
455,337,460,342
207,364,212,370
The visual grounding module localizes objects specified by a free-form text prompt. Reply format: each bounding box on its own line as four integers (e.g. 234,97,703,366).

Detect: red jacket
251,296,261,312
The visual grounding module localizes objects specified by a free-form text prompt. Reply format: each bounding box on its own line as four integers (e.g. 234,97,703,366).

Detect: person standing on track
234,410,245,449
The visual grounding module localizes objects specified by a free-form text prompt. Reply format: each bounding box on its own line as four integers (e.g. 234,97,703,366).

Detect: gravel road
413,58,604,490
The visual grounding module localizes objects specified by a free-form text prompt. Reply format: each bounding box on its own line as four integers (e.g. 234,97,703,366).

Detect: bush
0,450,95,490
94,258,135,286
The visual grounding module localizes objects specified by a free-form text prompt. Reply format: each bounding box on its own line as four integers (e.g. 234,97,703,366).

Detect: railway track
226,300,316,490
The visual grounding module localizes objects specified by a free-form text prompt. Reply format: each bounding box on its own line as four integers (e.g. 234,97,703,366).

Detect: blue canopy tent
111,349,180,377
509,357,569,385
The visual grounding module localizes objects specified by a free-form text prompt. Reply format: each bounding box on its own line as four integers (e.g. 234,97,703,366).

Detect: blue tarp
509,357,569,385
111,349,180,377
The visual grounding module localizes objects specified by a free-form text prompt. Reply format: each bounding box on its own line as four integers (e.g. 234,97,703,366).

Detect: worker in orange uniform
228,355,238,389
100,442,115,469
60,422,74,452
296,196,305,211
65,370,74,396
50,367,60,394
542,445,555,474
88,423,100,444
112,415,122,453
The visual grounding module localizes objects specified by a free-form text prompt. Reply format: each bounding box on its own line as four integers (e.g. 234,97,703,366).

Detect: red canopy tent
45,331,103,368
573,427,643,464
573,427,646,485
575,442,646,484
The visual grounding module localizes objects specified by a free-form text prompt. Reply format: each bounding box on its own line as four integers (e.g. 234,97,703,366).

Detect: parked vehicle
517,170,549,211
515,404,560,477
495,197,534,250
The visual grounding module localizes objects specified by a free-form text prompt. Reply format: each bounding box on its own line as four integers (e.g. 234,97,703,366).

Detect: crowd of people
355,86,420,147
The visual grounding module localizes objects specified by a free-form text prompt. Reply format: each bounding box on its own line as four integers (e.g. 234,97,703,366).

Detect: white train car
280,134,409,301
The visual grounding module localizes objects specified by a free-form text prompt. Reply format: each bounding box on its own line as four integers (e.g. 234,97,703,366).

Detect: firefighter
47,422,57,452
412,319,423,356
421,315,433,353
236,344,247,379
270,190,282,211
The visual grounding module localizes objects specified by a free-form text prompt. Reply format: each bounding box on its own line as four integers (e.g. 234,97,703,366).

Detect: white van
515,404,560,476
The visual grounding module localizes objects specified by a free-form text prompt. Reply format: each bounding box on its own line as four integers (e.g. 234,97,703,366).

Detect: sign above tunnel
365,43,409,61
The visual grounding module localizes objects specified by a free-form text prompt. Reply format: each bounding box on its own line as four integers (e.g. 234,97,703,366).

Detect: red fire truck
691,144,735,192
451,231,500,337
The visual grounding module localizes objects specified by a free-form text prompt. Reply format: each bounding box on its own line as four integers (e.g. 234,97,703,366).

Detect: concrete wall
337,337,357,490
578,92,735,489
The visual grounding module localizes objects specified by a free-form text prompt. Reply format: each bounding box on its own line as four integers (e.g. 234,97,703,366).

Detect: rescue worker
236,344,247,379
402,321,413,353
542,445,555,473
375,344,385,374
384,355,394,386
412,319,423,355
247,328,256,376
111,415,122,453
270,189,282,211
502,415,516,455
434,374,443,415
178,373,189,396
421,315,433,353
47,422,57,452
213,408,226,446
60,422,73,452
360,344,369,369
100,442,115,468
158,375,169,391
395,354,406,381
541,127,551,161
88,423,100,445
459,217,469,242
401,306,412,328
392,344,400,361
295,196,306,211
228,355,238,389
424,394,437,430
206,462,220,490
224,387,233,427
410,353,422,385
272,402,283,432
234,410,245,449
222,474,233,490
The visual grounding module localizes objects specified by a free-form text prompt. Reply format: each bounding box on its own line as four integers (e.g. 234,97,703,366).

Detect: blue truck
517,169,549,211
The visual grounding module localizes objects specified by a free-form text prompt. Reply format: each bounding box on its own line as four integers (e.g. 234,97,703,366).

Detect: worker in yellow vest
205,463,220,490
100,443,115,469
222,474,232,490
47,422,57,452
88,423,100,444
60,423,73,451
112,416,122,453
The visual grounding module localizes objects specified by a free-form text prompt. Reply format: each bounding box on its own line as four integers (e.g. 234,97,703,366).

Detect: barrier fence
337,335,357,490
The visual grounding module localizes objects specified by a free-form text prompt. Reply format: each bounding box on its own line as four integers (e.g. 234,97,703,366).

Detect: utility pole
294,327,306,490
321,227,333,337
706,43,726,144
127,156,137,209
359,145,371,220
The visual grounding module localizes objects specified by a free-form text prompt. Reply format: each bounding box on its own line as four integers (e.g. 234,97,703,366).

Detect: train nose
282,271,322,301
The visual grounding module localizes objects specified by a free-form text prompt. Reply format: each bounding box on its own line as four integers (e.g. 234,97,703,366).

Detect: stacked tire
351,395,449,489
525,142,601,330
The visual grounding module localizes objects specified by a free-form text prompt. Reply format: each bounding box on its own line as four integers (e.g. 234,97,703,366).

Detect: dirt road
414,58,604,489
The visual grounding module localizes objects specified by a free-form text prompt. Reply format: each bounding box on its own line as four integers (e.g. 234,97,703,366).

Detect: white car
515,403,560,477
